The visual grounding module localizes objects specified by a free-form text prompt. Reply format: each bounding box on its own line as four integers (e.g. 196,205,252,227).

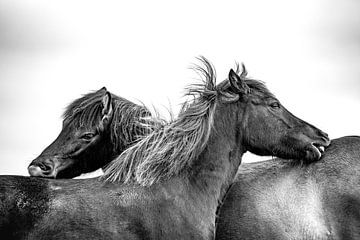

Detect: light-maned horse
25,67,359,239
216,135,360,240
0,59,329,239
25,92,360,240
28,87,154,178
26,89,360,240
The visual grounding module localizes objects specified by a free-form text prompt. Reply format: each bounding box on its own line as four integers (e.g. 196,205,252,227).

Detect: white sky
0,0,359,176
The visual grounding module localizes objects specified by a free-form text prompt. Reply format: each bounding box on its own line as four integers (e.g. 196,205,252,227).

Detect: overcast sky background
0,0,359,177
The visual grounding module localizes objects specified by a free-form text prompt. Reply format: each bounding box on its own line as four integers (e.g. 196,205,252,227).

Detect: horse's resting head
224,66,330,162
28,90,114,178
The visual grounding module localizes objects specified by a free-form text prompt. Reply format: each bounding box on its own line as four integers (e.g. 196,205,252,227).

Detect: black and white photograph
0,0,359,239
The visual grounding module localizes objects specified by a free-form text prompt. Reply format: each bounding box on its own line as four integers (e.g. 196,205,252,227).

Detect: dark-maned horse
0,58,329,239
28,87,154,178
216,135,360,240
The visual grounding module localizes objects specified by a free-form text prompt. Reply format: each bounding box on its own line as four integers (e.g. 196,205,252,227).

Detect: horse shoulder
217,165,331,239
314,137,360,239
26,180,143,239
260,172,330,239
0,176,51,239
111,181,210,239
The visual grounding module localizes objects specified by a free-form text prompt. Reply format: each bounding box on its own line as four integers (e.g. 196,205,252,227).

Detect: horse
26,90,360,240
27,73,360,240
26,88,360,239
28,87,155,178
215,135,360,240
0,58,329,239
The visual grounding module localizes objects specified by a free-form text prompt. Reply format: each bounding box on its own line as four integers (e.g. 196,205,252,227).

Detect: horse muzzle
28,161,57,178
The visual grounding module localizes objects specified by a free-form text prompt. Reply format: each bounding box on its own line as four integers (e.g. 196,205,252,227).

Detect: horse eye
270,102,281,109
80,132,96,140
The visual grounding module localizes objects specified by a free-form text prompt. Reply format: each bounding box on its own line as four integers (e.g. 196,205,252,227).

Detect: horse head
225,65,330,162
28,87,152,178
28,88,115,178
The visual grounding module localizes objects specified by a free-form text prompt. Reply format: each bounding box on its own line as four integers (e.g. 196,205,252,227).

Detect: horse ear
99,92,113,131
102,92,112,115
229,68,250,94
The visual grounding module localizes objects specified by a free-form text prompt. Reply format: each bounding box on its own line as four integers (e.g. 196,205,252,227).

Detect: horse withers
28,67,329,180
28,87,153,178
216,135,360,240
27,87,360,239
1,58,329,239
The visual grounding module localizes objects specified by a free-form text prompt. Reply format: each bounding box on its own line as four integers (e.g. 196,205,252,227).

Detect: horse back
319,136,360,239
0,176,51,240
216,136,360,240
23,178,206,240
0,176,142,240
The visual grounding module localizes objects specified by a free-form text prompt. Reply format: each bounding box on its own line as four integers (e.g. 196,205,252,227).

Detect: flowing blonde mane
102,57,223,185
102,57,269,186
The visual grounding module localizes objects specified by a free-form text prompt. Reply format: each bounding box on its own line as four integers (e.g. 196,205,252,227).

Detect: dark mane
63,87,153,152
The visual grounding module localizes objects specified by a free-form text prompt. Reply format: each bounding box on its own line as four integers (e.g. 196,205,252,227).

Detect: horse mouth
310,142,326,158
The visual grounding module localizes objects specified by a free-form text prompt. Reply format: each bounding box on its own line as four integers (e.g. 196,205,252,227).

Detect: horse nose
28,161,56,178
28,165,44,176
318,130,330,145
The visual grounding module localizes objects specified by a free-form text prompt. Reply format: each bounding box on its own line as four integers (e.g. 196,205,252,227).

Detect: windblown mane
102,58,219,185
63,87,153,152
102,57,274,186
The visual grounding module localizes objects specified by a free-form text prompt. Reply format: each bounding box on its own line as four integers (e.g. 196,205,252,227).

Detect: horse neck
102,106,149,167
96,135,131,173
185,102,245,228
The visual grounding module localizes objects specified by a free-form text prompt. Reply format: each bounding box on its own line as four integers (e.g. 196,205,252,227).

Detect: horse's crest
102,57,272,186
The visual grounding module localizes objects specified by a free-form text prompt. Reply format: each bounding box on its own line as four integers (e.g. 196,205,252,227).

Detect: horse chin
56,168,80,179
52,160,80,179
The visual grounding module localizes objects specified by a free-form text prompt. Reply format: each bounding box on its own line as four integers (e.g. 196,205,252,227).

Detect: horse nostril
29,162,54,176
323,133,330,141
323,133,329,140
39,163,53,172
317,130,330,142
